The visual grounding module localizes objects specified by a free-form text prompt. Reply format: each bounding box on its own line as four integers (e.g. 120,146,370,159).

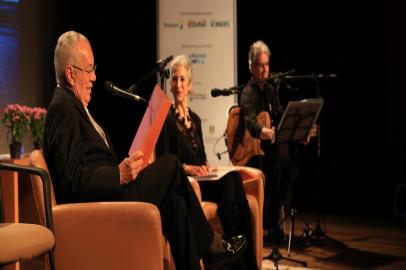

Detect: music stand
310,78,349,250
283,73,348,250
277,98,323,144
264,98,323,269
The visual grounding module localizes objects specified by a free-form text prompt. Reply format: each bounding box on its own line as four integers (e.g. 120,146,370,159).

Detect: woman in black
156,55,258,270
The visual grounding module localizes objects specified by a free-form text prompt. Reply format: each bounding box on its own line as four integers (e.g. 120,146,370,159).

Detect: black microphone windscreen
211,88,222,97
104,81,114,92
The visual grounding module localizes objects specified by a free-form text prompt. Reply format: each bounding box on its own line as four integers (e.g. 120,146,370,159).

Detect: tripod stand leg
284,256,308,267
287,209,295,256
312,221,348,249
263,245,282,270
264,243,308,268
296,211,312,229
284,208,313,255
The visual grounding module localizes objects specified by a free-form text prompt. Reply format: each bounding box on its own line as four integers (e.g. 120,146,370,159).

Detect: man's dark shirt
239,78,284,139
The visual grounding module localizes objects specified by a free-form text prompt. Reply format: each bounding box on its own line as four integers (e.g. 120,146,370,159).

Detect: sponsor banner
157,0,237,165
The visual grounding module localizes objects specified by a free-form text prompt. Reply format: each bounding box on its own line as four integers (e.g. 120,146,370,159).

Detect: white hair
54,31,90,86
170,54,193,82
248,40,271,72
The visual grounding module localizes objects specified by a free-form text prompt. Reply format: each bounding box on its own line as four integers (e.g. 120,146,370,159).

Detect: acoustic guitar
225,106,271,166
225,106,318,166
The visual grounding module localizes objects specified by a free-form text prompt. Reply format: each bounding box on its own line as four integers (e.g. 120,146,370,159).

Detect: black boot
217,204,247,270
218,201,258,270
203,234,247,269
238,200,259,270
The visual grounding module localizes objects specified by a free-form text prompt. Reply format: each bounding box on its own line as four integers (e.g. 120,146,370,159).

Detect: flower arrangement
29,106,47,145
1,104,31,144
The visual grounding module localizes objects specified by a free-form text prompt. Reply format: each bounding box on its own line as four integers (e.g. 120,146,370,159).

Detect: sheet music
188,166,241,181
277,98,324,143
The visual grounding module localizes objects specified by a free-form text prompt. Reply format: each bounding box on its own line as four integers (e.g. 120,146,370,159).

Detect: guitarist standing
239,40,298,244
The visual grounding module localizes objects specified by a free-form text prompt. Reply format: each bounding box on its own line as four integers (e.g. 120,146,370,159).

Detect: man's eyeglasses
253,62,269,68
71,64,97,74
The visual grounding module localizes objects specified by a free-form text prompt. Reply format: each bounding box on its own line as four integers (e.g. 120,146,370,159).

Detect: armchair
29,150,168,270
189,166,264,269
0,162,55,269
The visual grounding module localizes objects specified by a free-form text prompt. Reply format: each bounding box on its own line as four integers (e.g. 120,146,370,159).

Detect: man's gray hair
54,31,89,87
248,40,271,72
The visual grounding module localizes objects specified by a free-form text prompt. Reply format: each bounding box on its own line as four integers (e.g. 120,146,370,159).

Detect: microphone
104,81,148,103
269,69,296,81
157,55,173,70
211,88,236,97
211,88,239,97
315,73,337,79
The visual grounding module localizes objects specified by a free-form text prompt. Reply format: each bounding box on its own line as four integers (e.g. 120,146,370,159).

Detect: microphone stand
212,69,296,98
159,68,170,93
263,128,307,270
263,109,308,270
128,55,173,93
284,73,337,80
239,69,297,91
311,74,348,250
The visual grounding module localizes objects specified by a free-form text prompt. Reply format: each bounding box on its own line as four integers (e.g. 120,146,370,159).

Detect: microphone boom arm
128,55,173,93
211,69,296,97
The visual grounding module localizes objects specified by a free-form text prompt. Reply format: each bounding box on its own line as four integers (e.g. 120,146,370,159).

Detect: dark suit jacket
44,87,122,204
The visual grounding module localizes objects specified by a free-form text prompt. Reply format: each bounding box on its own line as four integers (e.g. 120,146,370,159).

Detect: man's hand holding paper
119,150,144,185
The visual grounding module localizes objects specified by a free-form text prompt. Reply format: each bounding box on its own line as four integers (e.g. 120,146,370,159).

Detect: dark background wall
35,0,403,215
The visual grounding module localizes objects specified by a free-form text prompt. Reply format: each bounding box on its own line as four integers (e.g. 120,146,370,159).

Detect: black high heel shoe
203,234,247,269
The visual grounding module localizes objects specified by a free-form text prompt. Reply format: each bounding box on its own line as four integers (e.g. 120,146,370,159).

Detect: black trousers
199,171,251,236
199,171,258,270
121,154,213,270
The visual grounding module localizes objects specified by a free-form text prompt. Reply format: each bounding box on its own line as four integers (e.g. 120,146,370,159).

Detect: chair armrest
236,166,264,217
0,162,54,231
52,201,164,270
188,177,202,202
235,166,264,269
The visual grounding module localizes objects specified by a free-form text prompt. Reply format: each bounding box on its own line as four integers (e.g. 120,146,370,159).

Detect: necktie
84,107,109,148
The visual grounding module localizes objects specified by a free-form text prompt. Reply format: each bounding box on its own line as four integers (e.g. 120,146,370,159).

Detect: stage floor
262,212,406,270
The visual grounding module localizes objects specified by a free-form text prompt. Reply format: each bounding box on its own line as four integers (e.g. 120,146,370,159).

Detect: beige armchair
29,150,169,270
0,162,55,269
188,166,264,269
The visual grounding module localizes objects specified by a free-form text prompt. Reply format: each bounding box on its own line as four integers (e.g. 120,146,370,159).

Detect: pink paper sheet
128,84,171,166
